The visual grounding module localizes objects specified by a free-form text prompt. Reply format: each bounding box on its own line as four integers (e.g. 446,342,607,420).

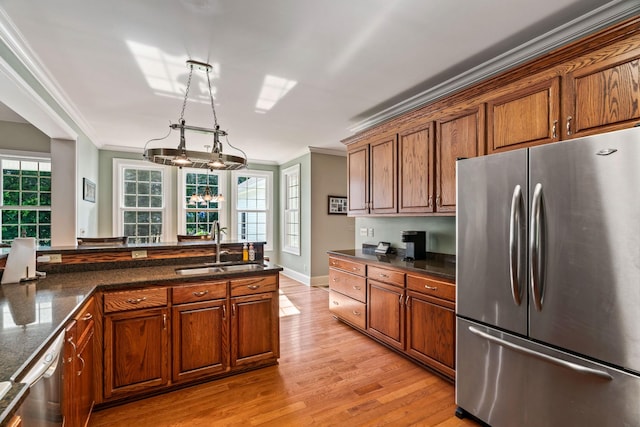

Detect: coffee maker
401,231,426,261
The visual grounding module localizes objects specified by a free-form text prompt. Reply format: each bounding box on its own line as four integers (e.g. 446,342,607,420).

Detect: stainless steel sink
175,263,264,276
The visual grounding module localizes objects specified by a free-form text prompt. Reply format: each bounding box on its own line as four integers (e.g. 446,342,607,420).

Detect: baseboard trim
278,268,329,288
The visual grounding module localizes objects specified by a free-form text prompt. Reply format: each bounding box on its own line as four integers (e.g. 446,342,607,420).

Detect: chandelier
144,59,247,170
188,149,225,206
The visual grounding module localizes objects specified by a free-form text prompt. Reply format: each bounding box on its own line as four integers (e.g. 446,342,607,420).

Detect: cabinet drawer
75,297,95,339
367,265,405,287
329,290,366,330
104,288,168,313
172,280,227,304
329,268,366,303
407,274,455,302
230,275,277,297
328,256,366,276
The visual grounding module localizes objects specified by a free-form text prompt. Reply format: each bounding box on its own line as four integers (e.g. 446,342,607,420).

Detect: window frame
281,164,300,255
177,168,227,236
113,158,171,243
230,169,273,251
0,151,52,246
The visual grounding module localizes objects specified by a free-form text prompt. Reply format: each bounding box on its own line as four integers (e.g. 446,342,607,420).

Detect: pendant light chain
206,69,219,128
179,63,195,122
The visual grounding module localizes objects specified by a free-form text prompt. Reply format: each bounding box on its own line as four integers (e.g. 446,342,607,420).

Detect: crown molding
0,7,99,145
348,0,640,134
308,146,347,157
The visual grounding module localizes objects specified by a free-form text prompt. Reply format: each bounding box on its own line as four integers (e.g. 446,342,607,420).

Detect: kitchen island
0,241,281,426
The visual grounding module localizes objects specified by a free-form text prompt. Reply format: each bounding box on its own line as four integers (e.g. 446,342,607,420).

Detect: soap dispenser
248,243,255,261
242,243,249,261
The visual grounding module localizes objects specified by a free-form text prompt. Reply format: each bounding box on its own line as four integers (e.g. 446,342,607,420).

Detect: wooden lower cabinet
63,298,95,427
406,290,455,378
329,256,456,380
367,279,404,351
103,307,170,399
172,299,229,383
231,291,279,367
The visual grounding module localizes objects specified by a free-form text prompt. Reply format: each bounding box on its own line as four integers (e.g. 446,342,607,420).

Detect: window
231,170,272,251
0,157,51,246
282,164,300,255
178,169,226,235
114,159,169,243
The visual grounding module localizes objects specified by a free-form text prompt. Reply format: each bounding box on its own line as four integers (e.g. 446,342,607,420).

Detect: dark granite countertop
0,259,281,426
327,249,456,281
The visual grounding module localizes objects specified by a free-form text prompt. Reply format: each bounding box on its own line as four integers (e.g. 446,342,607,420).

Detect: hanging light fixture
144,59,247,170
188,146,225,206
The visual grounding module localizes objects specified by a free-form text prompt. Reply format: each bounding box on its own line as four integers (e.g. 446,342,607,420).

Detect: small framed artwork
83,178,96,203
328,195,347,215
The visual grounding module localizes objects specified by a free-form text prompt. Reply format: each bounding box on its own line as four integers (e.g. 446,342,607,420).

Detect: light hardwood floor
89,274,481,427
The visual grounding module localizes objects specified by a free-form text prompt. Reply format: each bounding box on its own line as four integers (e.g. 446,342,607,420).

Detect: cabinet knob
332,300,339,306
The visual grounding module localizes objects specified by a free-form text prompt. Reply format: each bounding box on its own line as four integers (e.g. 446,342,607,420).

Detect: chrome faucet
211,220,228,264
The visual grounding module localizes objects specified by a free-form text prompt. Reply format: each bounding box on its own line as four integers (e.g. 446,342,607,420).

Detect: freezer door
457,149,528,335
456,318,640,427
528,127,640,372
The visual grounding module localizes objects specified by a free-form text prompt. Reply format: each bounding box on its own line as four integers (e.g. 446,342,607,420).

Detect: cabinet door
367,279,404,350
103,307,169,399
406,291,455,379
370,135,397,214
76,326,95,426
487,78,560,153
172,300,228,383
231,292,279,367
398,122,434,213
563,49,640,139
347,144,369,214
435,105,486,213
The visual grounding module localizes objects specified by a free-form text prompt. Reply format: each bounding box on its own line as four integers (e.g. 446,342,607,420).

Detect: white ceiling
0,0,626,163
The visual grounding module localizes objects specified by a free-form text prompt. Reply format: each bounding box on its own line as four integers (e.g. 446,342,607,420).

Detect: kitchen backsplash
354,216,456,255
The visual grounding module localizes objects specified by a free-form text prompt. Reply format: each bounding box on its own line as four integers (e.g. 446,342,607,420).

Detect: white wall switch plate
360,227,368,236
132,250,147,259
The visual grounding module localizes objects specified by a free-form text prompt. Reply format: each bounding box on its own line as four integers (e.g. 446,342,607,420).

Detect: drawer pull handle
247,285,261,290
81,313,93,321
352,310,361,316
222,305,227,319
331,261,337,266
77,354,86,376
332,300,339,305
379,273,389,278
332,278,338,282
424,285,438,291
352,267,358,271
353,286,361,290
193,290,209,297
126,297,147,304
243,278,265,287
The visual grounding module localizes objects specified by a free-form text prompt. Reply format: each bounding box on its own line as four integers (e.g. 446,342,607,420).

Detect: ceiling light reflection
255,75,297,113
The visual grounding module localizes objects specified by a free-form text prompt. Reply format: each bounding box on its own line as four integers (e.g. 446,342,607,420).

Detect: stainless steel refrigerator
455,127,640,426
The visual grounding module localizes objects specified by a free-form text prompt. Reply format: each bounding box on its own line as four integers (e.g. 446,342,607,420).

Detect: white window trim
112,158,172,243
230,169,273,251
281,164,300,255
177,168,227,234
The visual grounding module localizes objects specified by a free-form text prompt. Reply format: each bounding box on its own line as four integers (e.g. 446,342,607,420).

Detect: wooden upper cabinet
369,134,397,214
347,144,369,215
435,105,486,213
487,78,560,153
398,122,434,213
563,48,640,139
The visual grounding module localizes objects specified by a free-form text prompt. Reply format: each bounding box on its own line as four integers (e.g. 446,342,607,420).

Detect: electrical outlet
132,250,148,259
48,254,62,263
368,228,374,237
360,227,368,236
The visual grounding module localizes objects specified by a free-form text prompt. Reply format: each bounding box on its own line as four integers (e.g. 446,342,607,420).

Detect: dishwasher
14,331,66,426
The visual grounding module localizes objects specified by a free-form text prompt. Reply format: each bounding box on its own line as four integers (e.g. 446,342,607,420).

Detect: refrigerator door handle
509,184,523,306
530,183,545,311
468,326,613,381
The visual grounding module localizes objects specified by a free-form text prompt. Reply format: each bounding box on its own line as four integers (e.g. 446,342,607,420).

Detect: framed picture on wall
83,178,96,203
328,195,347,215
